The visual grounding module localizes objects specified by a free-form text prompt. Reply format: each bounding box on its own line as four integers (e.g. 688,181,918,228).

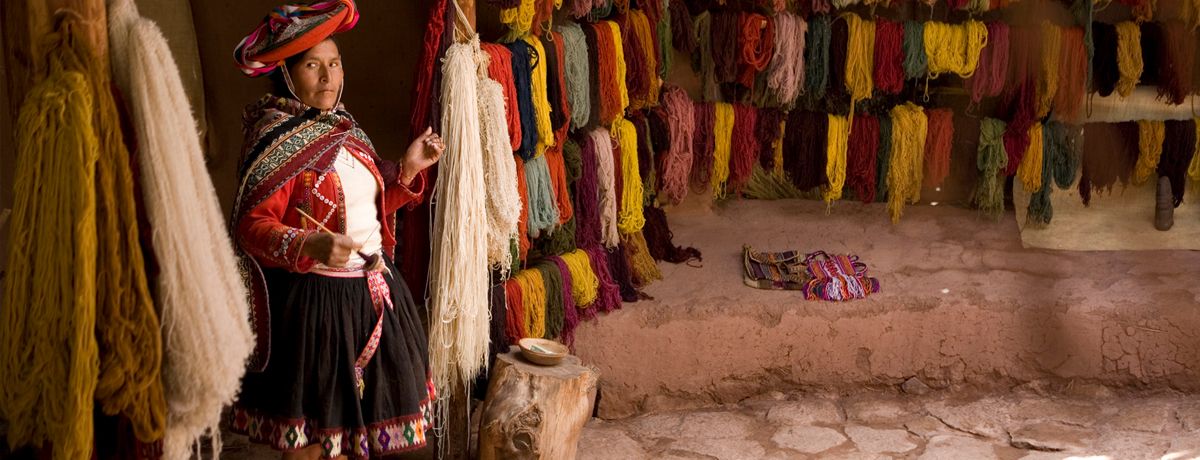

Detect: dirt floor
574,199,1200,419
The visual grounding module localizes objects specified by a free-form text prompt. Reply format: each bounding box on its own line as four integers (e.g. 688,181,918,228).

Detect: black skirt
228,257,433,459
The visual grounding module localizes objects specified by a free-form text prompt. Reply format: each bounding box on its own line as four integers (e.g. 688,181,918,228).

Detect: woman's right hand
301,232,359,267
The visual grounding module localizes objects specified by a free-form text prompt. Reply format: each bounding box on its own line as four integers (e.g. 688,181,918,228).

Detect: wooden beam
1,0,107,116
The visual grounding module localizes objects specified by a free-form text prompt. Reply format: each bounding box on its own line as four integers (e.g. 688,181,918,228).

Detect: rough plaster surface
574,199,1200,419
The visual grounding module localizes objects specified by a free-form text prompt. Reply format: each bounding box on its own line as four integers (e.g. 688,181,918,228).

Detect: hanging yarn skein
966,22,1009,105
1159,119,1197,206
3,32,101,460
613,118,645,234
691,101,716,191
1115,22,1144,98
478,53,522,274
843,13,876,110
766,13,807,106
903,21,928,80
481,43,522,150
730,104,759,194
108,2,254,454
1037,22,1062,119
1017,123,1045,192
1189,119,1200,191
924,108,954,189
669,0,696,54
711,102,736,199
923,20,988,79
558,23,592,131
591,128,621,247
508,40,539,160
887,103,928,223
1079,122,1140,205
825,114,851,204
1134,119,1166,185
1092,22,1120,97
1157,21,1195,105
848,114,880,203
607,21,631,122
738,12,775,89
973,118,1009,218
875,113,893,203
525,155,561,238
659,86,695,205
786,110,830,191
428,39,491,404
500,0,536,40
1027,124,1056,226
806,15,832,101
1054,27,1087,122
523,36,555,156
874,18,904,95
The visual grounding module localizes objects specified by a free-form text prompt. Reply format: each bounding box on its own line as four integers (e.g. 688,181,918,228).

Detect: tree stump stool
477,346,599,460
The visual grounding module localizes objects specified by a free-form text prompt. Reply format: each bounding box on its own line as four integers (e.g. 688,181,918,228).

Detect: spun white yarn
428,37,491,408
107,0,254,458
476,52,521,276
590,128,621,248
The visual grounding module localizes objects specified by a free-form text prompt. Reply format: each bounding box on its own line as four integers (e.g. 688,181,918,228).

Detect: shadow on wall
189,0,432,212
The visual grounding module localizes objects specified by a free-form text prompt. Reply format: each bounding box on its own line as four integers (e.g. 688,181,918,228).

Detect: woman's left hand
401,127,444,185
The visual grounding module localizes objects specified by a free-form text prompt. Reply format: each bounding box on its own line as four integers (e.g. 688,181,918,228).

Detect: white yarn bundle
590,128,621,248
107,0,254,457
428,37,491,405
476,52,521,275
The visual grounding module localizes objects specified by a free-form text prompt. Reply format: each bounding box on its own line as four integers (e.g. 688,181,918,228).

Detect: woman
226,1,442,458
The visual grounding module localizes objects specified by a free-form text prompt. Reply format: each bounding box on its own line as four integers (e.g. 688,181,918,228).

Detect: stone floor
576,386,1200,460
221,384,1200,459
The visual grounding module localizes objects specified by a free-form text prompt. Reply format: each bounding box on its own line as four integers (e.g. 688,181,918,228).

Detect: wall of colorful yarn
478,0,1199,226
474,0,704,350
471,0,1200,345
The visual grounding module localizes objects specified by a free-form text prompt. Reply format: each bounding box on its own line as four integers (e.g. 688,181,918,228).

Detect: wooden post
478,347,599,460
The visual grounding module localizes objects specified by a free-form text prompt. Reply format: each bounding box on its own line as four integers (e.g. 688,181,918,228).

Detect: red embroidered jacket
235,144,425,273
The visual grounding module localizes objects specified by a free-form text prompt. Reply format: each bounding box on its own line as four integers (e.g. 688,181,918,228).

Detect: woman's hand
401,127,445,185
301,232,360,267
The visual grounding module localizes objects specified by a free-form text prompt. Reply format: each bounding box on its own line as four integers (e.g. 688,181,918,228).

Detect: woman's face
288,39,343,110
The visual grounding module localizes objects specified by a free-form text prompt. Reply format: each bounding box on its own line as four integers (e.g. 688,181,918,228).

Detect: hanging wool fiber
621,232,663,287
887,103,928,223
622,11,653,111
1017,123,1045,193
583,245,623,312
558,23,592,131
1157,21,1195,105
534,260,571,343
3,34,101,460
874,18,905,95
477,51,522,275
1037,22,1062,119
481,43,523,150
805,15,833,101
613,118,646,234
923,20,988,79
500,0,536,39
508,40,540,160
1116,21,1144,98
523,36,555,156
513,268,547,339
842,13,876,108
972,118,1009,219
1079,122,1140,205
766,13,807,106
924,108,955,189
428,39,491,405
875,112,894,203
848,114,881,203
825,114,851,204
738,12,775,89
691,101,716,191
903,21,928,80
108,1,254,454
730,104,760,195
1092,22,1120,97
525,155,561,238
786,110,830,192
591,128,621,248
966,22,1009,105
711,102,736,199
1054,27,1088,122
659,86,695,205
1134,119,1166,186
712,11,741,87
1157,119,1196,207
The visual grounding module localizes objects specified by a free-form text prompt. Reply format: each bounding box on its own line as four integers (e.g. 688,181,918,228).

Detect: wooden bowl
518,338,568,366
